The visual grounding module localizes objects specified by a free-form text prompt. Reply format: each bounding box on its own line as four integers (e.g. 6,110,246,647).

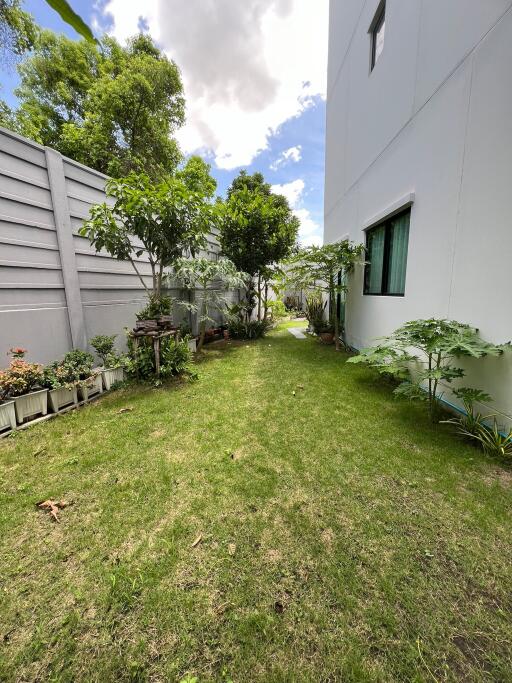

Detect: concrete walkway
288,327,307,339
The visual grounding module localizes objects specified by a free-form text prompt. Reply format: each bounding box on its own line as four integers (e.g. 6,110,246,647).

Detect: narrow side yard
0,323,510,682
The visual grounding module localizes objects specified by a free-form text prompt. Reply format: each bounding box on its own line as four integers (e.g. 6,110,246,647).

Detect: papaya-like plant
348,319,506,422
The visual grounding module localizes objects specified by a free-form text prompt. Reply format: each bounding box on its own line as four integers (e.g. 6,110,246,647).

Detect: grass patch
0,323,511,681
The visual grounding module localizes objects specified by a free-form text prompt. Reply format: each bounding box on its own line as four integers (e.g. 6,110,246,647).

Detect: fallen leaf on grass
191,534,203,548
117,407,134,414
36,499,71,523
297,384,304,390
33,447,47,458
228,543,236,556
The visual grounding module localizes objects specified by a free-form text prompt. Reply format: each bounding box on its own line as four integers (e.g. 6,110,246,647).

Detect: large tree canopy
5,31,184,179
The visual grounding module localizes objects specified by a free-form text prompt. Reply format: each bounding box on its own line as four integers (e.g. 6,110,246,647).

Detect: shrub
348,319,505,422
267,299,287,320
125,337,194,380
136,295,173,321
0,349,44,398
60,349,95,381
227,319,272,340
90,334,117,366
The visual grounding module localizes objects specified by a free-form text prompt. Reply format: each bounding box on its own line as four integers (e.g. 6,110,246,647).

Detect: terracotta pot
319,332,335,345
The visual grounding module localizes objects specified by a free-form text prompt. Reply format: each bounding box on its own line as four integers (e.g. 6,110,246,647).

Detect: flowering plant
0,356,44,399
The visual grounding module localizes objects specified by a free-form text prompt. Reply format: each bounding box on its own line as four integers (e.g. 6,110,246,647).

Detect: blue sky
1,0,327,244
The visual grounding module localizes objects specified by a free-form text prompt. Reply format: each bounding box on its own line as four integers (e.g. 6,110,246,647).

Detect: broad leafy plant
80,172,216,305
174,257,247,352
348,319,505,422
125,337,193,382
283,241,365,350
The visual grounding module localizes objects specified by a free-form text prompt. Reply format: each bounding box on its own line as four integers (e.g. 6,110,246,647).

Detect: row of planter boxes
0,367,125,435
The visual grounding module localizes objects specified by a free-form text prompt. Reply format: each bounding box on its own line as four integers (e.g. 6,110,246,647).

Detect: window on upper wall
370,1,385,71
364,207,410,296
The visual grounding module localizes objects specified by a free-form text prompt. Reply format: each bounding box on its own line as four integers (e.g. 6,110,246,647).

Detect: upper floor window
370,1,385,71
364,207,410,296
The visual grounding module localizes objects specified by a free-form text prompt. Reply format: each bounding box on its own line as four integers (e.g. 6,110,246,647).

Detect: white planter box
187,338,198,352
79,374,104,402
13,389,48,424
0,400,16,433
101,367,125,391
48,386,78,413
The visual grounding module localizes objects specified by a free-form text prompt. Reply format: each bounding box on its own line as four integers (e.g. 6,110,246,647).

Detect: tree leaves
44,0,97,44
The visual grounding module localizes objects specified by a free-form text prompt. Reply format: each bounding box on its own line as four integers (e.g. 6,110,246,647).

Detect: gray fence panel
0,126,225,367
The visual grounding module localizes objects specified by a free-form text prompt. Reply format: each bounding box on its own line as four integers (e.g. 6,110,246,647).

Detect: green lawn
1,323,511,682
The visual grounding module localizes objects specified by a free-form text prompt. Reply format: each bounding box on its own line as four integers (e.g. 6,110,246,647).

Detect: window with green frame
364,207,410,296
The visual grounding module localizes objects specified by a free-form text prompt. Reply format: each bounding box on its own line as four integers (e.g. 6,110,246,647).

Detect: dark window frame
370,1,385,71
363,207,410,297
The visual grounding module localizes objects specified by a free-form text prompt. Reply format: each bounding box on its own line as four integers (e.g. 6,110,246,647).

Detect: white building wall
325,0,512,424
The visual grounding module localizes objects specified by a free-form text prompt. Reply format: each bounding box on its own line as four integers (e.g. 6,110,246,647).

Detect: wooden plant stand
129,329,179,378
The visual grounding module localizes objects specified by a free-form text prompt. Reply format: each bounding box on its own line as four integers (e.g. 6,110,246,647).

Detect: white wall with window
324,0,512,425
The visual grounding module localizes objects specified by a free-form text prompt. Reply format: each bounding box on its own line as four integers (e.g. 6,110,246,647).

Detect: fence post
45,148,87,350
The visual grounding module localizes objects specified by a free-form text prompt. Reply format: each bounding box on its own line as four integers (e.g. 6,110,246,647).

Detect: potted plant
319,325,335,345
0,348,47,424
59,349,103,402
90,335,125,390
42,362,79,413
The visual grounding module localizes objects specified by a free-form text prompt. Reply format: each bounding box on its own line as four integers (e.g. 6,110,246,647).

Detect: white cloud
98,0,328,169
270,145,302,171
271,179,322,246
271,178,304,208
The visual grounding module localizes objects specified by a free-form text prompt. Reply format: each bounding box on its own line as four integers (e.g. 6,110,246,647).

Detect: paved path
288,327,307,339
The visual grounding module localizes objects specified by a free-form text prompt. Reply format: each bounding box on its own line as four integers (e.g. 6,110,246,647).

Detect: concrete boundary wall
0,126,229,367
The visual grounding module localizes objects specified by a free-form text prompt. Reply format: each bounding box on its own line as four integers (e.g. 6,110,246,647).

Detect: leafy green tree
80,171,217,303
220,171,299,320
174,257,247,352
9,32,184,179
283,241,365,351
176,155,217,199
347,319,506,422
0,0,37,71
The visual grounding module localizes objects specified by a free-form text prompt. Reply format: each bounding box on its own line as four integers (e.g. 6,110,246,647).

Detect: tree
0,0,37,71
174,257,247,352
220,171,299,320
347,319,505,422
283,241,365,351
79,170,217,304
8,32,184,179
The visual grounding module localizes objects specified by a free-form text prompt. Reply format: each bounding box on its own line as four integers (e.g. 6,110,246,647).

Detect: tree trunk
257,275,262,321
329,272,340,351
196,293,207,352
263,281,269,319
